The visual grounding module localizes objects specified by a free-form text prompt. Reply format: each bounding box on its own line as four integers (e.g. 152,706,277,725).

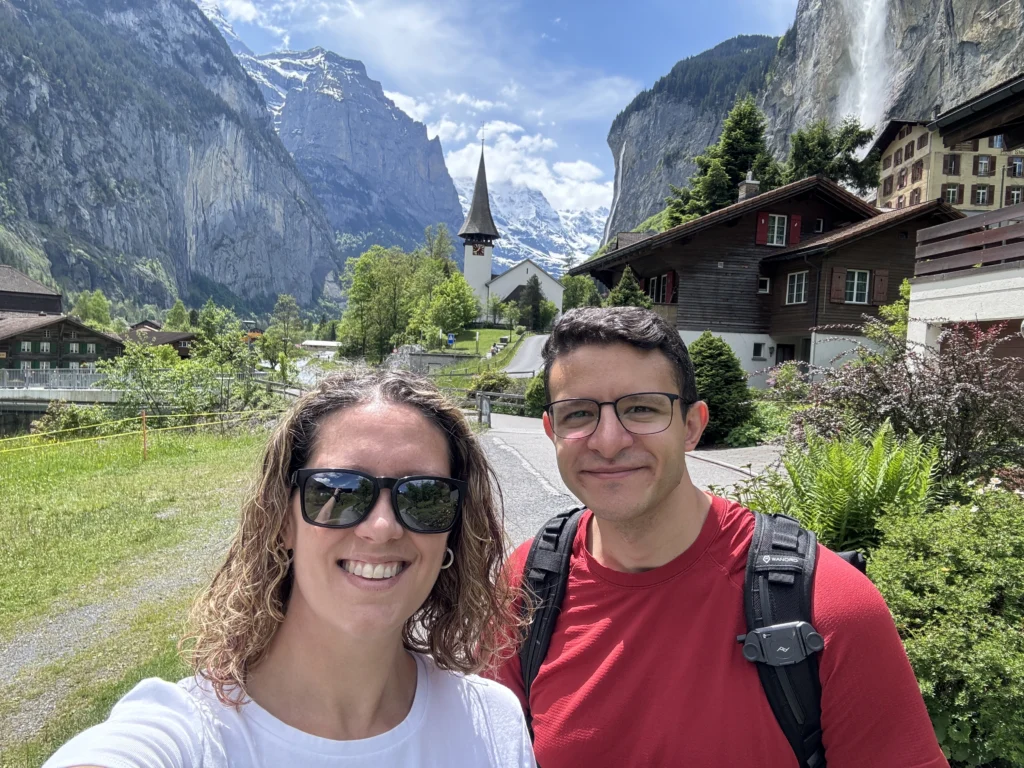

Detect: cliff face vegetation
0,0,339,310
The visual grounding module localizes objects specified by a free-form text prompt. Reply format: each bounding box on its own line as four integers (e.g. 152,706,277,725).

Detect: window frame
20,340,31,353
69,342,80,354
785,271,808,305
944,154,960,174
978,156,991,176
975,186,989,206
20,360,31,371
752,342,766,360
1012,188,1023,205
758,276,771,294
87,343,96,354
39,341,50,354
1010,157,1024,178
845,269,871,305
767,214,788,247
910,188,922,205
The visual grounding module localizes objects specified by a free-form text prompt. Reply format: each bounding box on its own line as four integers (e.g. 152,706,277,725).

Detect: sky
212,0,798,211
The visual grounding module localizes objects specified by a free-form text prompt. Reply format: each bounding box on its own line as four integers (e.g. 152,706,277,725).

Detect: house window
43,330,51,338
39,361,50,371
911,160,923,183
990,135,1005,149
910,188,922,205
882,176,894,196
767,214,788,246
944,154,960,174
68,361,79,370
758,277,771,294
944,185,959,204
69,331,78,339
978,156,991,176
975,186,989,205
70,342,79,353
897,169,908,189
786,271,808,305
897,195,905,209
20,360,31,371
87,343,96,354
894,148,903,165
882,155,892,170
845,270,870,304
1010,157,1024,178
39,341,50,353
1011,188,1023,205
753,342,766,360
905,141,915,159
917,133,929,150
647,275,660,301
20,341,30,353
814,218,824,233
179,340,192,349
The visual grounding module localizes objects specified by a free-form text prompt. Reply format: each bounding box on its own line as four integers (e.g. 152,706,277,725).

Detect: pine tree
518,274,545,330
605,267,652,309
164,299,190,331
664,185,699,228
687,158,735,217
786,118,879,193
688,331,752,444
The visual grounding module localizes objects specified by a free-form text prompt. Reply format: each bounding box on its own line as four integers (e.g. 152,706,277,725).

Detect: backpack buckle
737,621,824,667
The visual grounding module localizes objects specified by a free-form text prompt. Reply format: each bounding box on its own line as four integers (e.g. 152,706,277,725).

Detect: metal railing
0,370,107,390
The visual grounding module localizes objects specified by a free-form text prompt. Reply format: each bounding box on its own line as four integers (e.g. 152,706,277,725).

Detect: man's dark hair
541,306,699,405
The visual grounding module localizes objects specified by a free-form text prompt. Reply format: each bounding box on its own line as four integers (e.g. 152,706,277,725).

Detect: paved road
482,414,782,548
503,334,549,378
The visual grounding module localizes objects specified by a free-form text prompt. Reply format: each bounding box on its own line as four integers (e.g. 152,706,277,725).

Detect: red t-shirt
492,495,948,768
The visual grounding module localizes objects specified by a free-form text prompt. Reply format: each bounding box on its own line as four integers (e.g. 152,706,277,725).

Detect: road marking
490,436,564,497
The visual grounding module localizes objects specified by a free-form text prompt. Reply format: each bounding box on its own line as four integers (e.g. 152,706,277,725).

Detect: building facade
875,120,1024,214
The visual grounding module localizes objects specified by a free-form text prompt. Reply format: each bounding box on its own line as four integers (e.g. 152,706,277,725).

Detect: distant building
122,328,197,359
130,319,163,332
0,266,122,371
872,119,1024,214
459,147,563,322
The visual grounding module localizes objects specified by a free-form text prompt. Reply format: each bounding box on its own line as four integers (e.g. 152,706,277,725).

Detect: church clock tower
458,145,500,316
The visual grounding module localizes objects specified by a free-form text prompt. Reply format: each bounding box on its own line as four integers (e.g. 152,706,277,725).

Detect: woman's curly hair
181,368,523,705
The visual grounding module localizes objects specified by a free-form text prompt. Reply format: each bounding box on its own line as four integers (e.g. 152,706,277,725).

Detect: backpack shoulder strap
519,507,586,714
739,511,827,768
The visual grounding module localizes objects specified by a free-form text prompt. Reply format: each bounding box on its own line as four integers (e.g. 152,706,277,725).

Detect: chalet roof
571,175,879,276
930,73,1024,128
485,258,560,286
123,329,196,346
131,319,163,331
868,118,928,159
0,312,124,344
929,72,1024,150
458,148,500,240
760,200,964,262
0,266,60,296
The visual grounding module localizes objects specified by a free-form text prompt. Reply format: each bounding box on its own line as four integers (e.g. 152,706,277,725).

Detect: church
458,148,564,322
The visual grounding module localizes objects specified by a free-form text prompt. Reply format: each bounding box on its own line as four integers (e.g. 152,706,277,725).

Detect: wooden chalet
122,328,197,359
0,266,123,371
572,176,962,382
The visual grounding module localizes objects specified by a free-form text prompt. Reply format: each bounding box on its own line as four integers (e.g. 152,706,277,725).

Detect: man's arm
486,539,532,712
813,547,948,767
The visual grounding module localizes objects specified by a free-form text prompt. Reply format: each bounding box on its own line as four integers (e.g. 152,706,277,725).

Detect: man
492,307,947,767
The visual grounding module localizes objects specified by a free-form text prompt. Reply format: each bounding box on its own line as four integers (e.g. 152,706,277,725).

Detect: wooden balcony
916,202,1024,276
650,302,678,326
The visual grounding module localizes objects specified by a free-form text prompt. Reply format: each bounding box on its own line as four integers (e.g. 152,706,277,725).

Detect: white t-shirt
44,654,535,768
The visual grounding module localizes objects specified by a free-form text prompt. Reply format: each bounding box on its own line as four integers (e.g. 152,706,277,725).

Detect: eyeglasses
545,392,683,439
290,469,465,534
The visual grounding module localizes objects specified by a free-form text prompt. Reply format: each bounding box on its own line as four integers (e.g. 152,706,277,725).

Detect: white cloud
553,160,604,182
499,81,520,101
477,121,524,140
447,132,611,211
220,0,260,23
384,90,433,122
427,115,469,144
442,90,508,111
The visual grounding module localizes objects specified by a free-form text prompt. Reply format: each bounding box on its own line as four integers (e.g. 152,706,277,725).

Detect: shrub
729,420,938,553
724,399,797,447
470,370,513,395
764,361,810,403
30,401,110,440
525,374,546,418
514,325,526,337
870,489,1024,766
689,331,752,444
797,320,1024,478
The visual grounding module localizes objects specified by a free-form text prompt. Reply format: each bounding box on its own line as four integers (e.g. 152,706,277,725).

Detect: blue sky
213,0,797,210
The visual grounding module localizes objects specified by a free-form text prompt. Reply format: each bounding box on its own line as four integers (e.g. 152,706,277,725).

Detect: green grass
0,429,265,638
451,328,508,353
431,332,530,389
0,594,192,767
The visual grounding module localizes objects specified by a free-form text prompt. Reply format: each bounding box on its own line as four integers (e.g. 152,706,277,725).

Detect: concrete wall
405,351,478,375
679,330,774,389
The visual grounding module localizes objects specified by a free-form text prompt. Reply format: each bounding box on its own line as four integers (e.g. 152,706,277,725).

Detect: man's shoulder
811,544,891,636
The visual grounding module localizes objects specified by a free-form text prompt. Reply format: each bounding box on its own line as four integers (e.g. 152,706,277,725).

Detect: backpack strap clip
738,620,825,666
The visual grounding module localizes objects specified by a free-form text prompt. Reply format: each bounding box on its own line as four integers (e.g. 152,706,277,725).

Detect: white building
458,148,563,321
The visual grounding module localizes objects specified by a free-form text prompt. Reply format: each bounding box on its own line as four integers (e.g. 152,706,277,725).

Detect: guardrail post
141,409,147,461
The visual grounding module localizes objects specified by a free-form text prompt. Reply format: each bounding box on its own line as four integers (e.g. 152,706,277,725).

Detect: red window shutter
790,214,802,244
872,269,889,305
830,268,847,303
973,156,980,175
957,184,965,204
639,277,646,291
755,212,769,245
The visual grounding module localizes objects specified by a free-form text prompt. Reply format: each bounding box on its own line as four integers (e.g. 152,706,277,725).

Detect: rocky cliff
603,36,778,240
0,0,341,311
761,0,1024,154
201,10,465,262
605,0,1024,237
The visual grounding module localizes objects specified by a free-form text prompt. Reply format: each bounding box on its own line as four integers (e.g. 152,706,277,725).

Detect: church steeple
458,145,500,242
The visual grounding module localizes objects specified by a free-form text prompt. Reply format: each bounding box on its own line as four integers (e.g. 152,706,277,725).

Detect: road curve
504,334,549,378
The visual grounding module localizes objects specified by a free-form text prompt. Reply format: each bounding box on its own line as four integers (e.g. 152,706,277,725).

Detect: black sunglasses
290,469,465,534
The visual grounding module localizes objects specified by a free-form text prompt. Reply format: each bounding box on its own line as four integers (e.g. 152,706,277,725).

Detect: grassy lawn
432,332,530,389
0,429,266,639
451,328,509,354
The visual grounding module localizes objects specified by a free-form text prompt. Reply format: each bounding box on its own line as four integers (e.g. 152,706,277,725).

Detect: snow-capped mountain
197,1,254,57
454,179,608,277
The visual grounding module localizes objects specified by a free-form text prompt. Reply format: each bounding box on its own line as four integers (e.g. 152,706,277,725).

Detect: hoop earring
440,547,455,569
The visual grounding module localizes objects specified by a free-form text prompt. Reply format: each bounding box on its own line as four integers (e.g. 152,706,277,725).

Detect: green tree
686,158,735,217
866,278,911,345
605,266,652,309
713,95,770,191
71,289,115,332
268,294,303,353
561,274,601,311
424,273,479,335
339,245,414,361
664,185,699,228
538,299,558,332
188,308,199,327
518,275,545,330
785,117,879,193
486,294,504,325
689,331,752,444
164,299,190,331
502,301,521,333
422,223,456,263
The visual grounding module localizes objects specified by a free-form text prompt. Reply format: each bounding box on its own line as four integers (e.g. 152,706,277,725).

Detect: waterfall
602,139,628,246
840,0,890,132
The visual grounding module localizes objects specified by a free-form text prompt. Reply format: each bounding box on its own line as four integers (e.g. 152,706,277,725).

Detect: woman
46,369,534,767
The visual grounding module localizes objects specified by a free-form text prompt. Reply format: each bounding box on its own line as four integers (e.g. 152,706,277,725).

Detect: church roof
458,148,501,240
